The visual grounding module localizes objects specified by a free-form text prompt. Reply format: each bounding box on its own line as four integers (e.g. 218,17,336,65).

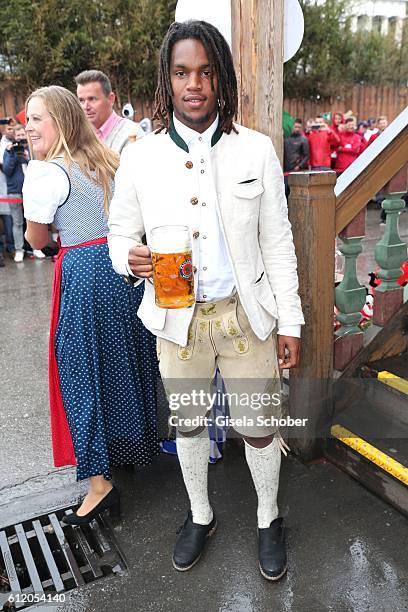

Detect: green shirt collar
168,117,223,153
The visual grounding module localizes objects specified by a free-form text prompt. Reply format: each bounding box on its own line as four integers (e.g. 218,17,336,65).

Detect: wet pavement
54,446,408,612
0,206,408,611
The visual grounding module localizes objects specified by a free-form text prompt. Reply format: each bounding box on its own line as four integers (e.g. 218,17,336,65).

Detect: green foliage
349,27,408,85
1,0,406,104
284,0,353,98
0,0,177,102
284,0,408,99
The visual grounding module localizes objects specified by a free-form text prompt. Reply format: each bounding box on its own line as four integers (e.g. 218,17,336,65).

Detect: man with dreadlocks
108,20,304,581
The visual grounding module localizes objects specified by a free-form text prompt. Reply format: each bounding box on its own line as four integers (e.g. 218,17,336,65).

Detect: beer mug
150,225,195,309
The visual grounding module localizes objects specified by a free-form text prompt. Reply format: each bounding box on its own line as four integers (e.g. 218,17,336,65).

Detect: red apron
49,237,108,467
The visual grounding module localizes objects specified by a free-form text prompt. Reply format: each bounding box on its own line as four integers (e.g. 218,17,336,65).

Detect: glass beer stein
150,225,195,309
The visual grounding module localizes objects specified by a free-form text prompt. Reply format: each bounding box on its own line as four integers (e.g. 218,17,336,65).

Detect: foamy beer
150,225,195,309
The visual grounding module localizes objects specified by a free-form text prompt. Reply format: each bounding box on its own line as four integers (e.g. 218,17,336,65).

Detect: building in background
350,0,407,41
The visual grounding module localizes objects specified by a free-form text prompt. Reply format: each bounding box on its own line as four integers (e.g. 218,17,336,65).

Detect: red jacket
307,129,340,168
366,131,381,147
335,132,366,172
330,112,344,137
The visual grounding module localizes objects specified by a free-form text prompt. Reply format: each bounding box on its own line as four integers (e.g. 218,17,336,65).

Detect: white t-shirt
365,128,379,142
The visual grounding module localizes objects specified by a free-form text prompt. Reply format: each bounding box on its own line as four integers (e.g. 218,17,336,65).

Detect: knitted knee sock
176,434,213,525
244,437,281,528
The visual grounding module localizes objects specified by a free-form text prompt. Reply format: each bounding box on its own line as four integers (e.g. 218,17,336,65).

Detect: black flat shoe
62,486,120,525
258,517,287,581
172,510,217,571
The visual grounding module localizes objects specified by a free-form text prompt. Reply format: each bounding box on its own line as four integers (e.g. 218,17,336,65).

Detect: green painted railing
335,236,366,338
375,193,407,291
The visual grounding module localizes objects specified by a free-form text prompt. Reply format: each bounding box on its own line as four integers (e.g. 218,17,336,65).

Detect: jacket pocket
137,279,167,330
253,275,278,318
238,178,257,185
233,179,264,199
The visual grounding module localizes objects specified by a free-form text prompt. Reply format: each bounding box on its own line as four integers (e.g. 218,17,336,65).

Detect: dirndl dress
23,159,160,481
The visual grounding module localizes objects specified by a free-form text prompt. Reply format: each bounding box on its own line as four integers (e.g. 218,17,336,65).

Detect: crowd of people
0,69,144,267
0,120,47,265
283,112,389,191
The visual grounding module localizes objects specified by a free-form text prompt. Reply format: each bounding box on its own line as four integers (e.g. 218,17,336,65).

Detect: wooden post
231,0,284,160
287,172,337,461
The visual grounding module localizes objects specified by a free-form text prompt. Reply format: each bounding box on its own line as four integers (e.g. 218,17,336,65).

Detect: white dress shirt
173,114,235,302
364,127,379,142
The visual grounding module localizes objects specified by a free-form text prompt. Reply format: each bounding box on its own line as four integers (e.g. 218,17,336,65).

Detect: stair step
334,378,408,432
325,429,408,517
331,425,408,485
327,375,408,516
378,371,408,395
367,352,408,379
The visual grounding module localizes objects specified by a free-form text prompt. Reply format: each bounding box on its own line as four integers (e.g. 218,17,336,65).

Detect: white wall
350,0,406,39
352,0,407,19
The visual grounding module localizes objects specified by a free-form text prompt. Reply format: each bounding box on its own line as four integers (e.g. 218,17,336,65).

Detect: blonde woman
23,86,159,524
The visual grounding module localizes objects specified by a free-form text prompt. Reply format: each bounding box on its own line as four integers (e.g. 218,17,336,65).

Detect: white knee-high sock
176,435,213,525
244,436,281,528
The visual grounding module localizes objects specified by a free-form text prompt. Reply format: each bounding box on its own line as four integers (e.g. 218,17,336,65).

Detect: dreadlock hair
153,20,238,135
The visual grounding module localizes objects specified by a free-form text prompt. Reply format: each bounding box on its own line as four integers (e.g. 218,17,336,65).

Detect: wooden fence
0,83,155,124
136,84,408,126
284,85,408,123
0,85,25,119
2,82,407,126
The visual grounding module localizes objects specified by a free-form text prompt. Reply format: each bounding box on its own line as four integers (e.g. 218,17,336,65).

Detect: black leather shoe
258,517,287,581
172,510,217,571
62,486,120,525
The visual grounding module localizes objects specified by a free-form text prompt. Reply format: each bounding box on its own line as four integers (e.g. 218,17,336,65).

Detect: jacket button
186,161,193,169
193,231,200,239
191,197,198,205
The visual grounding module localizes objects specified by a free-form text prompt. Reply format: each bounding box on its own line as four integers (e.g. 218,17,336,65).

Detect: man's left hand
277,335,301,369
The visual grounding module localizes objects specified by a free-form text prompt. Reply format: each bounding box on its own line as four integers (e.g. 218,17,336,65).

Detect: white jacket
104,118,145,154
108,122,304,346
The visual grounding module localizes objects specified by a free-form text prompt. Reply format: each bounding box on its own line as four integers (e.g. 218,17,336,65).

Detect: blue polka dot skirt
55,243,160,481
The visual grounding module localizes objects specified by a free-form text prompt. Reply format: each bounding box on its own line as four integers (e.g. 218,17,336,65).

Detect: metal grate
0,506,126,610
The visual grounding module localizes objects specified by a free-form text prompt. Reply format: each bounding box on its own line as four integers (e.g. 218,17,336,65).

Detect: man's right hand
128,245,153,278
